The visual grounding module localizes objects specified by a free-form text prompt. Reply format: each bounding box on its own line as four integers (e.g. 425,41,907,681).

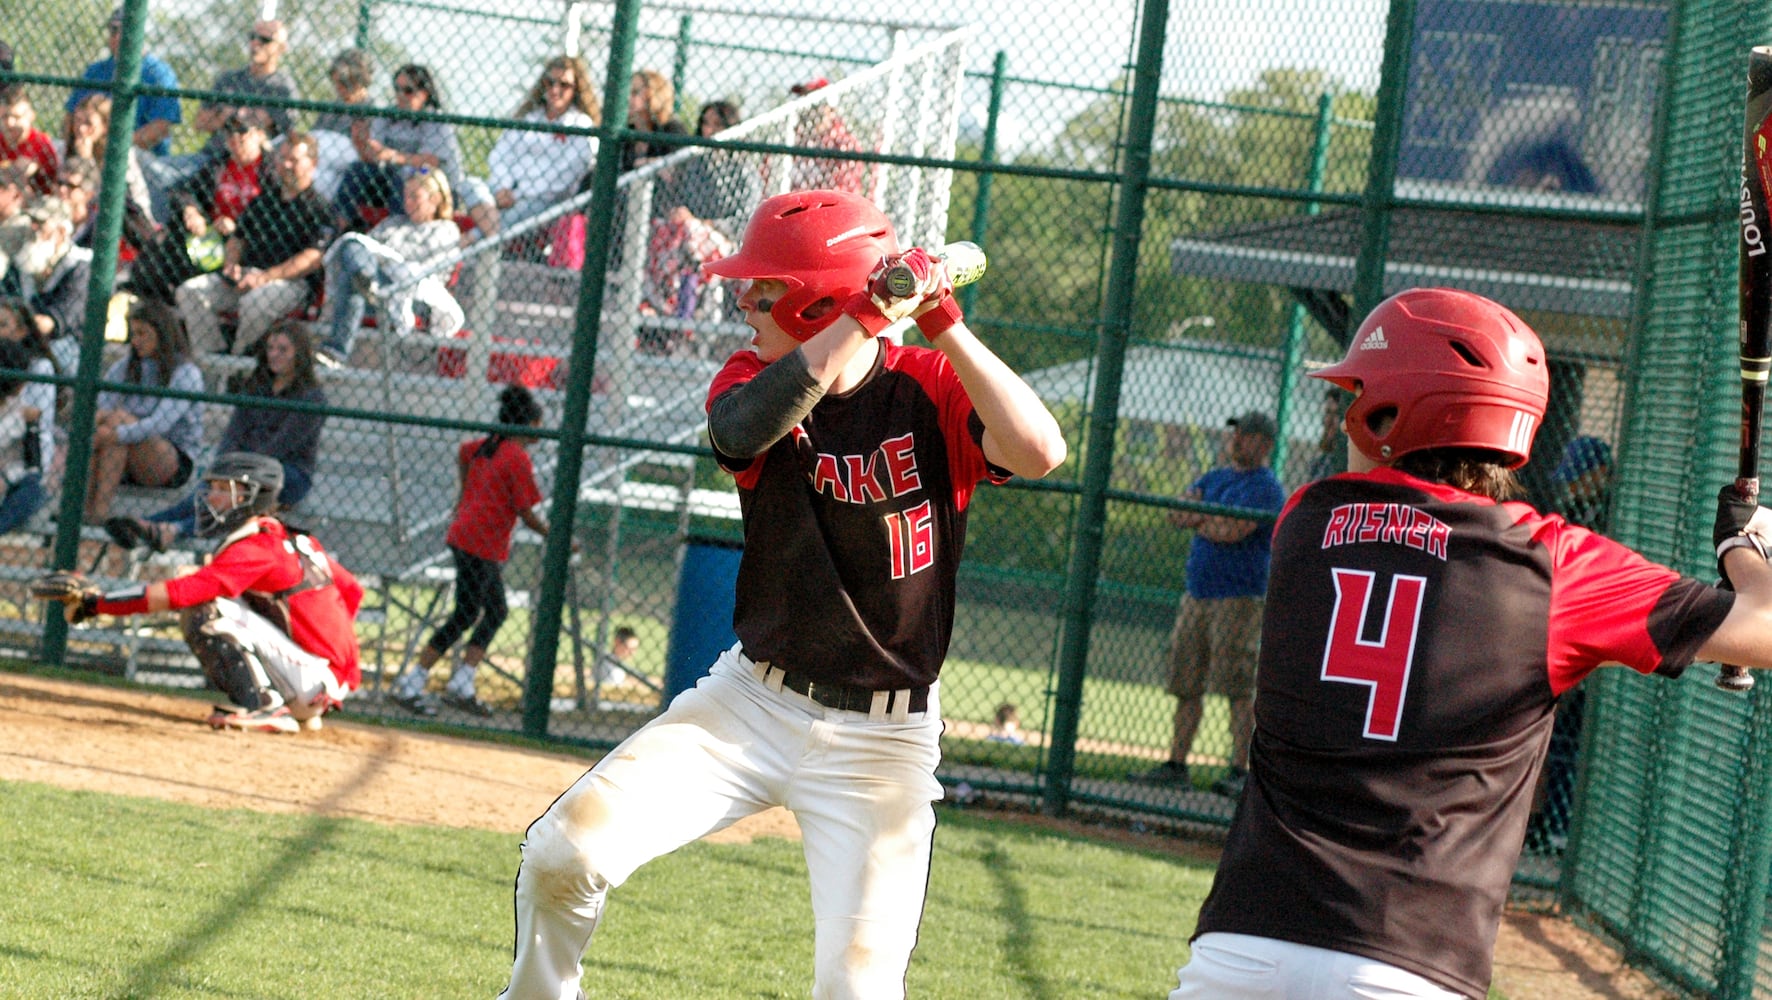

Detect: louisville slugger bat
1719,45,1772,692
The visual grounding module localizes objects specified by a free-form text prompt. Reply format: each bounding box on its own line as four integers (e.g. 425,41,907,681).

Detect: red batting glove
843,249,952,337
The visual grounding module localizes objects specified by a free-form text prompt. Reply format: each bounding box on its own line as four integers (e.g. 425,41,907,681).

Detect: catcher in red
32,452,363,734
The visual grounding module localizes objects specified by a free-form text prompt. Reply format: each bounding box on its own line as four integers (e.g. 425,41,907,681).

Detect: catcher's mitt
30,571,101,624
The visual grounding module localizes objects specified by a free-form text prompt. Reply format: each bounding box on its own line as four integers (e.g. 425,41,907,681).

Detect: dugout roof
1168,203,1641,342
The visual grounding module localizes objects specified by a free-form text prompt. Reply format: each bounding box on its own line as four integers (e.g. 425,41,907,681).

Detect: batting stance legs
182,597,342,719
500,646,943,1000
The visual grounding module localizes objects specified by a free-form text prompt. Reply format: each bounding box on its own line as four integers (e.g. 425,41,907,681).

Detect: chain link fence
0,0,1766,994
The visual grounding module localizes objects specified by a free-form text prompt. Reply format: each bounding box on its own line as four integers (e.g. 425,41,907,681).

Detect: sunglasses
545,76,576,91
248,33,277,46
395,83,424,96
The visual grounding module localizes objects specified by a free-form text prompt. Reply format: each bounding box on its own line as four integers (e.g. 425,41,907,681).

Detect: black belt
746,651,929,714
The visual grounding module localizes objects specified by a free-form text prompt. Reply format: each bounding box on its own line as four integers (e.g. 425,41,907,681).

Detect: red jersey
0,129,57,194
446,437,543,562
1193,468,1734,997
210,157,263,222
163,517,365,690
706,342,1008,690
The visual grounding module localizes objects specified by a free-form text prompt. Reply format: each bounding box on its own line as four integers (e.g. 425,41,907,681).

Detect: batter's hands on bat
30,571,102,625
1713,485,1772,585
844,249,955,337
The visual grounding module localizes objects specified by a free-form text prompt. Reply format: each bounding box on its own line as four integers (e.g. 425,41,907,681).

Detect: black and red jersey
706,342,1008,690
1194,468,1733,998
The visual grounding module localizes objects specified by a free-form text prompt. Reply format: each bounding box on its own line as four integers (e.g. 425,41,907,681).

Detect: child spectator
988,702,1026,745
84,299,204,524
641,99,758,339
788,77,866,194
0,85,57,194
390,385,555,717
594,625,641,690
317,167,463,366
132,108,274,303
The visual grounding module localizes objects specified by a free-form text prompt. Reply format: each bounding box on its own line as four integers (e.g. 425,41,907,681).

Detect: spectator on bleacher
108,317,325,552
642,99,757,331
622,69,687,172
131,108,274,304
176,131,335,357
15,195,91,369
333,64,498,243
487,56,600,231
390,384,555,717
84,299,203,524
56,94,152,222
139,19,298,221
788,77,866,194
68,7,182,159
0,163,34,296
318,168,462,367
311,49,375,203
56,156,99,247
0,85,57,195
0,301,60,533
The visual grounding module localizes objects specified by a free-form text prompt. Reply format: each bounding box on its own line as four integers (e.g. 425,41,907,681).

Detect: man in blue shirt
67,7,183,158
1133,410,1287,798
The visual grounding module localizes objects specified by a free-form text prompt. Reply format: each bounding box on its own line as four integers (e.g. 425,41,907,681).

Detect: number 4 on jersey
1321,569,1427,741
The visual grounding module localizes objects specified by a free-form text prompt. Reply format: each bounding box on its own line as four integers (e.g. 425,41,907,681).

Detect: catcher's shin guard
181,603,276,710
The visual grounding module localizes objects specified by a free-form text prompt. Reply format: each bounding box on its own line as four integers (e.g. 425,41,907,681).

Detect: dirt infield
0,671,1673,999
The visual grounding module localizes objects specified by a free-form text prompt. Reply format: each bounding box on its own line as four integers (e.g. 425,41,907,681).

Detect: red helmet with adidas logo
1311,287,1550,469
701,189,899,341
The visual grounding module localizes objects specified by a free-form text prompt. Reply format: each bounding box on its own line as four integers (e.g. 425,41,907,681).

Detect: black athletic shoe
103,516,142,549
440,690,494,717
393,691,439,717
1210,767,1248,799
1129,761,1191,787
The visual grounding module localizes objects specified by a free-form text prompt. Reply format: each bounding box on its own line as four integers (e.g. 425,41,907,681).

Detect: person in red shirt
390,385,555,717
33,452,363,735
0,85,57,195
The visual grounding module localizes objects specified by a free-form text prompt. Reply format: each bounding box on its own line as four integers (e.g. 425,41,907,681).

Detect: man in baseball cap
1132,407,1285,798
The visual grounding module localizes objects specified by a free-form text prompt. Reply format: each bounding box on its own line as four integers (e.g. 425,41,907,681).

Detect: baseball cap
24,195,71,227
790,77,830,97
107,7,124,26
1552,435,1613,484
1227,410,1277,440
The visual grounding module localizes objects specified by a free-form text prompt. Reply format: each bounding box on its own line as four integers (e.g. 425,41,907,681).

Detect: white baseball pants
1171,933,1468,999
499,645,944,1000
202,597,343,717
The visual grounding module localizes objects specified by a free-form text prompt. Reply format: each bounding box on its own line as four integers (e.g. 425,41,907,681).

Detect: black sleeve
707,349,826,459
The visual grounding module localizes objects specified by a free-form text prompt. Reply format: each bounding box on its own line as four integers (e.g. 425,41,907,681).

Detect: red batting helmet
1311,287,1549,468
702,189,898,341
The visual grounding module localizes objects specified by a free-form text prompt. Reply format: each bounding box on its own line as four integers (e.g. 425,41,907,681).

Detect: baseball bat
1719,46,1772,692
872,241,988,299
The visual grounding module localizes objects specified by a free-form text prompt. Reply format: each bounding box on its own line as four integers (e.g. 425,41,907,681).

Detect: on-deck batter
1169,288,1772,999
498,189,1067,1000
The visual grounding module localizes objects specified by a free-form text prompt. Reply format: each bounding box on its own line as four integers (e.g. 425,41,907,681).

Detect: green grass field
0,780,1216,999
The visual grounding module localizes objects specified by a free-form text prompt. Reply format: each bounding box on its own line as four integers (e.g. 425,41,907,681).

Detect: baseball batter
1170,288,1772,999
34,452,362,734
498,189,1067,1000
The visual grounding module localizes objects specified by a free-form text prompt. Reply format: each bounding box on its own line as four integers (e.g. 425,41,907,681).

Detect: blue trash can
664,535,743,703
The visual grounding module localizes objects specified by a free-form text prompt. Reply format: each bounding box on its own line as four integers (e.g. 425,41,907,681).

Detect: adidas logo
1359,327,1389,351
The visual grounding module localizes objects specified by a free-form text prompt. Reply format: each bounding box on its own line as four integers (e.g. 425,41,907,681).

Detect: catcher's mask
700,189,899,342
195,451,285,538
1310,287,1549,469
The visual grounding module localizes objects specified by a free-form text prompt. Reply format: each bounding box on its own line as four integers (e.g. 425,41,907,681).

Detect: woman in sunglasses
486,55,600,231
334,63,498,241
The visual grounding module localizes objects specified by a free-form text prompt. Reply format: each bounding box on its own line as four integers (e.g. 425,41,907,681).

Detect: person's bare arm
928,320,1066,479
134,119,172,151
